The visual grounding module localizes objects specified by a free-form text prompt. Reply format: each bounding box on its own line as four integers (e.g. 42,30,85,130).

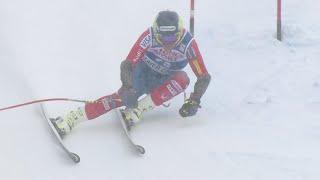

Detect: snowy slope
1,0,320,179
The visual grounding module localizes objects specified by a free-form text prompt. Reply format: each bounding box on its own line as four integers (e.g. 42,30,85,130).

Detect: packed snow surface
0,0,319,179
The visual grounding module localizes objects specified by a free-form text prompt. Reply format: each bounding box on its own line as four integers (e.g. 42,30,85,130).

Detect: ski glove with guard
179,98,201,117
119,60,138,108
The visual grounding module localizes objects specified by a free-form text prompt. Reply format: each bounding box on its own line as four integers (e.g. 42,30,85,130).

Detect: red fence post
190,0,195,37
277,0,282,41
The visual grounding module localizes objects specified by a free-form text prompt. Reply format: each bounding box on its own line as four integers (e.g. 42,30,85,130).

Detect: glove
179,98,201,117
119,86,138,109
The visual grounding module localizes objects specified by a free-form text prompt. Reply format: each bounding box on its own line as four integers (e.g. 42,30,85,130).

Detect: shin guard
150,71,190,106
85,93,122,120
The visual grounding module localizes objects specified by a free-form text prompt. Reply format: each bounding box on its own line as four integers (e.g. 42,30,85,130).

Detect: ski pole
0,98,92,112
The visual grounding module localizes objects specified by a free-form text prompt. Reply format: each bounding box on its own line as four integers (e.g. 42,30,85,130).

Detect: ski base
115,108,146,154
40,104,80,163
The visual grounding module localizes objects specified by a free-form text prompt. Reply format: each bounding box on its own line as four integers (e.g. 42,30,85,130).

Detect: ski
40,104,80,163
115,108,145,154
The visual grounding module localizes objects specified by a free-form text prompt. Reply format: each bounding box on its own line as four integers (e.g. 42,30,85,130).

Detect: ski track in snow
0,0,320,179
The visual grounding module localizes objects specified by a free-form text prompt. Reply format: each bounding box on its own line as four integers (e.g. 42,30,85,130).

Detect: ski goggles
155,31,182,45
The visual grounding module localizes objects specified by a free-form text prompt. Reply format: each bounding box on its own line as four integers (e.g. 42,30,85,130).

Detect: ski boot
121,95,156,131
50,107,87,139
120,108,143,131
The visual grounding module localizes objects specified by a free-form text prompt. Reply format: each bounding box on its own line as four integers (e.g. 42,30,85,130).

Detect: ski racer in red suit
51,10,211,138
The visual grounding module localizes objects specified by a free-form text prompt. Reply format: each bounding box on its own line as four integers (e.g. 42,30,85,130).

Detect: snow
1,0,320,179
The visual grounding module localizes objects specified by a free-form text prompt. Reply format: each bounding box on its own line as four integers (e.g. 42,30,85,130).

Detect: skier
52,10,211,138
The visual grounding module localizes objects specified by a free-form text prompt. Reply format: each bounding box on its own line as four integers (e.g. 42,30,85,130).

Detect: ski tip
70,153,80,163
136,145,146,154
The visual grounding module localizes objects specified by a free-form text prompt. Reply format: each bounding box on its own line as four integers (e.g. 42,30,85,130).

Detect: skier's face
157,32,181,50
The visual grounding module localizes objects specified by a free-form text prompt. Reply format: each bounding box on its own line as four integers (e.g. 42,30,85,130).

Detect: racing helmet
152,10,183,47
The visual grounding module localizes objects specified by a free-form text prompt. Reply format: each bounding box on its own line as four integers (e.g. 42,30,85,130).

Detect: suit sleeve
120,29,152,88
186,39,211,102
187,40,208,77
126,29,152,65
